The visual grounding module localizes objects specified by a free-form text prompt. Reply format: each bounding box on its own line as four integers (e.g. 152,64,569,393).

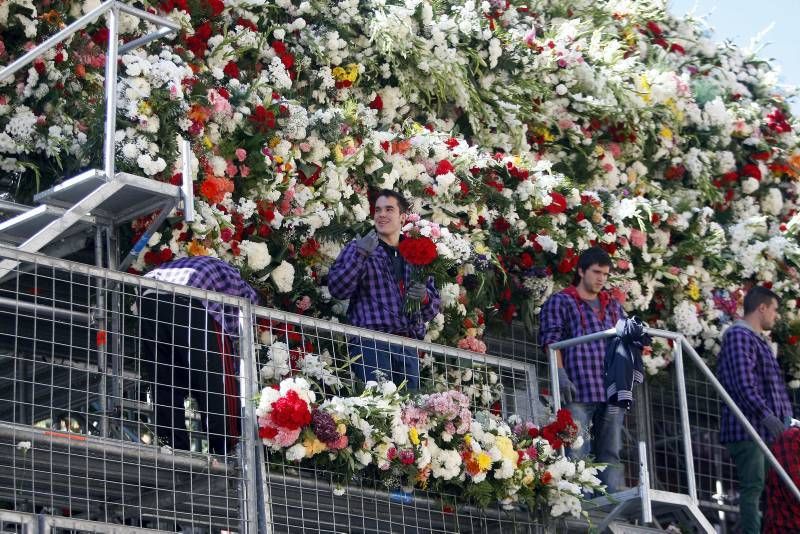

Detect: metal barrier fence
0,246,259,533
250,305,547,533
4,244,799,533
488,319,800,532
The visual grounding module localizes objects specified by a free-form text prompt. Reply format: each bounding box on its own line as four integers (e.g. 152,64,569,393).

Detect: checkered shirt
764,427,800,533
539,289,625,403
143,255,260,336
327,240,441,339
717,322,792,444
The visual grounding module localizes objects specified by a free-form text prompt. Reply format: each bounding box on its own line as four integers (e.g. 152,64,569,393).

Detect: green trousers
727,440,766,534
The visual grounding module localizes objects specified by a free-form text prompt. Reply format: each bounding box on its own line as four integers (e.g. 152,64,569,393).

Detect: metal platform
0,421,241,531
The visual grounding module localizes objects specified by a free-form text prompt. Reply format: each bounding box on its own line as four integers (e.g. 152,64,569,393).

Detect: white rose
270,261,296,293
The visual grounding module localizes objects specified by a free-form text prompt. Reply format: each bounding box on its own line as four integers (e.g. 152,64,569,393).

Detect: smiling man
539,247,627,493
328,189,440,389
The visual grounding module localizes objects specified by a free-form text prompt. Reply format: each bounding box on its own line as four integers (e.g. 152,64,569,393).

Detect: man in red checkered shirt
764,426,800,532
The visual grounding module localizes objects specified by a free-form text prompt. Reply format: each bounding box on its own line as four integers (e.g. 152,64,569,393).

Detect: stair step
607,521,667,533
0,205,95,245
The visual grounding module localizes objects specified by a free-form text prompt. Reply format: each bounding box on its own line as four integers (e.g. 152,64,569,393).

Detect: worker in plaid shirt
764,426,800,533
328,189,440,389
140,255,261,456
717,285,792,534
539,247,626,493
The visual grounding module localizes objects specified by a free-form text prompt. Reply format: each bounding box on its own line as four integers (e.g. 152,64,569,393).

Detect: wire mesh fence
0,248,257,533
3,244,798,533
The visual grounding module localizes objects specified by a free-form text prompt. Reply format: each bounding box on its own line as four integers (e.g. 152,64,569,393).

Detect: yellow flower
660,127,673,141
137,100,152,115
688,281,701,301
303,437,327,457
637,74,652,103
476,452,492,471
345,63,359,82
494,436,517,464
409,427,420,446
269,137,281,148
464,434,472,447
331,66,347,81
274,155,283,165
474,242,489,255
203,136,213,149
533,126,554,142
337,423,347,435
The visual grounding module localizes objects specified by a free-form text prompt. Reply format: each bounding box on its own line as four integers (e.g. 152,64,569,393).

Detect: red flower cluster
398,236,438,267
545,191,567,214
540,409,579,449
250,105,277,132
269,390,312,430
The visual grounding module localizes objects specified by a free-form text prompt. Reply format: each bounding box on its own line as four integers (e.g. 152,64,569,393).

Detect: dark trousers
140,294,239,455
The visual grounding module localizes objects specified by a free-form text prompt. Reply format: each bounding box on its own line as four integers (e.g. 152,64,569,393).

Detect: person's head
373,189,409,243
743,285,780,331
573,247,612,296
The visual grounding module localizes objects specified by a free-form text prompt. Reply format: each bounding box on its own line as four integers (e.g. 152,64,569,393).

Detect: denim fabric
350,337,420,390
567,401,626,493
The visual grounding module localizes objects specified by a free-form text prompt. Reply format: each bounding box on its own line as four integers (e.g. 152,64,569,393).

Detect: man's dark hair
573,247,613,285
375,189,410,213
743,286,780,315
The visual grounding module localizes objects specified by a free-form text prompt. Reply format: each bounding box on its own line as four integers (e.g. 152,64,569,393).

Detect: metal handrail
546,325,800,512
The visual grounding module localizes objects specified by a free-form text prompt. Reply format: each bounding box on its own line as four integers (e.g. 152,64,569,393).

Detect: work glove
764,414,787,442
557,367,578,405
405,281,427,302
356,229,379,256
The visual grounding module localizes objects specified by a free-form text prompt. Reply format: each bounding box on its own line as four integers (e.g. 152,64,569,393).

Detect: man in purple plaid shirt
328,190,440,389
539,247,626,492
140,255,261,455
717,286,792,534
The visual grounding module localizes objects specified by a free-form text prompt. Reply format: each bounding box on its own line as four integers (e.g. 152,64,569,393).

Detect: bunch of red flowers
398,235,438,267
540,409,579,450
268,390,312,431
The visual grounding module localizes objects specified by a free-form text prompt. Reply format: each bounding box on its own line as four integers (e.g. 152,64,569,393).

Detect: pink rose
629,228,646,249
235,148,247,161
240,165,251,177
226,161,238,177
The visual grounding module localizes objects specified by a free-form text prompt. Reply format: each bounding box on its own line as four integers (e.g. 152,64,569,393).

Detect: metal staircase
548,327,800,533
0,1,192,274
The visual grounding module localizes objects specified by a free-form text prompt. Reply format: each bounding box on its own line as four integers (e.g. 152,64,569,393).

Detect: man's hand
764,414,787,441
356,229,379,256
405,281,427,302
557,367,578,405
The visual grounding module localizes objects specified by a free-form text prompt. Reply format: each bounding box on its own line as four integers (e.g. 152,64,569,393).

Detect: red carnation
435,159,455,176
545,191,567,214
398,236,438,267
369,94,383,111
742,163,762,180
270,390,311,430
223,61,240,79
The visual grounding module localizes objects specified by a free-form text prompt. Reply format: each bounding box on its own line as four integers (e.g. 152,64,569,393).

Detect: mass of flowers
2,0,800,382
256,375,602,517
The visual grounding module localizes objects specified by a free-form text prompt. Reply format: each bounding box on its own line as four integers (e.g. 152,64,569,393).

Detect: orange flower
40,10,62,25
788,152,800,179
188,104,211,124
187,240,209,257
199,175,234,204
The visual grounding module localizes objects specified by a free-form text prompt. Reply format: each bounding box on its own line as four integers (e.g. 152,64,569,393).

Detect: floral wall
2,0,800,381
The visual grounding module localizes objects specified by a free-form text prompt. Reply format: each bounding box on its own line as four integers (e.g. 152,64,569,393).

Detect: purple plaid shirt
539,288,625,403
143,256,260,336
717,322,792,444
328,240,441,339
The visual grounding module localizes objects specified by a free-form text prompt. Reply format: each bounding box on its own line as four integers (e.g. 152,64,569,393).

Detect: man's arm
327,241,369,299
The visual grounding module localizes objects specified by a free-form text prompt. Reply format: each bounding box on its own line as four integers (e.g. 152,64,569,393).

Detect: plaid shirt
717,322,792,444
328,240,441,339
764,427,800,533
143,256,260,336
539,288,625,403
